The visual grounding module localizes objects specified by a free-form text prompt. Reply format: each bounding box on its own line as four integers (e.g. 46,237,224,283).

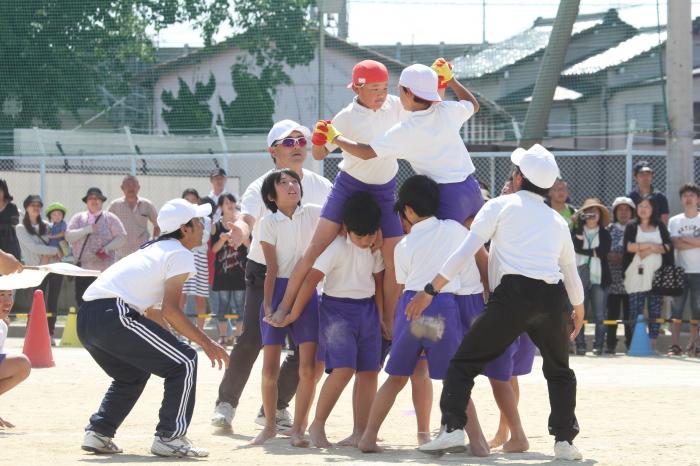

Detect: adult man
108,176,160,260
407,144,586,461
628,161,669,225
66,188,127,305
78,198,229,457
209,169,230,222
210,120,332,430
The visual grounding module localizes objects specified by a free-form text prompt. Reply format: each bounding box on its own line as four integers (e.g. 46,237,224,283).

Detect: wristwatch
424,283,439,296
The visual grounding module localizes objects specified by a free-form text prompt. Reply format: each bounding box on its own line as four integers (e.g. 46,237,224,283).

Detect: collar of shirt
517,190,546,203
87,211,103,224
410,104,437,118
410,216,439,233
351,96,390,114
271,204,304,222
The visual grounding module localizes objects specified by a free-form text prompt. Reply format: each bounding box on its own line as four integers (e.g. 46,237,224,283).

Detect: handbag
651,264,685,297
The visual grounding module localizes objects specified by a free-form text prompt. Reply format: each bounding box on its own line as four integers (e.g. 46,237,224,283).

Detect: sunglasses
274,136,307,148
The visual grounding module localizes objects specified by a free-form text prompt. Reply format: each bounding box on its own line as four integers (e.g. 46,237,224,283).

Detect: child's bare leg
338,377,360,446
358,375,409,453
489,377,528,452
339,370,378,446
309,367,354,448
410,359,432,444
252,345,281,445
289,342,319,447
217,321,228,340
0,355,31,396
380,237,402,323
466,399,490,457
195,296,206,330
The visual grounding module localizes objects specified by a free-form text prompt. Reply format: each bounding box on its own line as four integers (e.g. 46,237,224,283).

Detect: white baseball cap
266,119,311,147
399,64,442,102
510,144,560,190
612,196,635,212
157,198,212,235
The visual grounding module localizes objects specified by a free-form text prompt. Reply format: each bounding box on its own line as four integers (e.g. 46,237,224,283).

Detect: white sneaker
151,435,209,458
417,427,466,454
81,430,123,454
211,402,235,428
554,441,583,461
254,408,293,429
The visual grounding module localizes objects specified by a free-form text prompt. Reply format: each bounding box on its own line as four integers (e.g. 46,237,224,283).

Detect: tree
161,74,216,134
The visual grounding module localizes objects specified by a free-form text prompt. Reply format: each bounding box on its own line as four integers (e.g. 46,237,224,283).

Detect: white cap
612,196,635,211
510,144,560,189
399,64,442,102
157,199,212,235
266,119,311,147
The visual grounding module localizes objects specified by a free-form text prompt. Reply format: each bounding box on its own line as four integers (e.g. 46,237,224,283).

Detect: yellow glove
431,57,454,89
314,120,342,144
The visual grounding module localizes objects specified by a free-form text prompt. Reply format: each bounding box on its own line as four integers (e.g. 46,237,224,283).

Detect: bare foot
468,432,490,457
251,426,277,445
308,421,332,448
503,436,529,453
488,431,508,449
358,435,383,453
417,432,431,445
290,430,310,448
337,432,359,447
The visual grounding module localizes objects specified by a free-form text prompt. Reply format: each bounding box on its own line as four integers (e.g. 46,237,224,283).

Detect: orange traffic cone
22,289,55,368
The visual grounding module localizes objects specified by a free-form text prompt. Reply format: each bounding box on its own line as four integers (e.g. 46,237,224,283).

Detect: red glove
431,58,454,89
312,120,330,146
95,249,109,260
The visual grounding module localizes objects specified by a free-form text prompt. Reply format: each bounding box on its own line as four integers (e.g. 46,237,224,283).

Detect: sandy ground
1,336,700,466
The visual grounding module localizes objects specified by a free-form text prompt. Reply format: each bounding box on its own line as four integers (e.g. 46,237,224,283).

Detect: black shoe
592,347,603,356
575,347,586,356
604,347,616,355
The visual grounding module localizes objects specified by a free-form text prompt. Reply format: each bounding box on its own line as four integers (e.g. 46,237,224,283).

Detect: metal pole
318,10,325,120
666,0,694,215
625,119,636,194
216,124,230,176
33,127,47,201
482,0,487,44
124,126,138,175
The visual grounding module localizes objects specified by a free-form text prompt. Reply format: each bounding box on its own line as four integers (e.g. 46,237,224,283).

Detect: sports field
1,336,698,466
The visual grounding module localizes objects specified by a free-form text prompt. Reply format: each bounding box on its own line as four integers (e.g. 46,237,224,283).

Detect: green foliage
161,74,216,134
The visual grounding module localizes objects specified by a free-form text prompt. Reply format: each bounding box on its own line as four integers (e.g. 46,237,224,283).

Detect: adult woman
15,195,63,341
0,180,21,260
623,195,674,352
572,198,612,356
605,197,636,353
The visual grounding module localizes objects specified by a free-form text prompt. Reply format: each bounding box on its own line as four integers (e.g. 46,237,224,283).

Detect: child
286,192,384,448
46,202,71,262
358,175,486,455
0,289,32,428
179,189,211,330
315,59,483,229
254,169,322,447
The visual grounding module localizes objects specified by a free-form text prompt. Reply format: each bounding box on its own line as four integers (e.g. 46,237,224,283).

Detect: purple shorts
385,291,462,380
260,278,319,346
320,171,403,238
0,353,5,364
457,294,536,381
319,295,381,372
435,174,484,225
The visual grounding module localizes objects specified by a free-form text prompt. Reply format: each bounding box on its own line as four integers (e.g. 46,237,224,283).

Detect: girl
572,198,612,355
253,169,321,447
623,196,673,352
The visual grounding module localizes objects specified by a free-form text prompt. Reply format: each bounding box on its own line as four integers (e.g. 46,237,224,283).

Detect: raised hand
313,120,342,144
431,57,454,89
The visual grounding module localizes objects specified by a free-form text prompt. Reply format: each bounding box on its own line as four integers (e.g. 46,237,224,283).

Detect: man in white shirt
407,145,586,461
211,119,332,431
668,183,700,356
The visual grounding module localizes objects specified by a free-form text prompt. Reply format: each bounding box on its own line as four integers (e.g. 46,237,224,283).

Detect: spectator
628,161,669,225
66,187,127,306
572,198,612,356
209,169,229,222
623,195,674,352
210,193,249,345
46,202,70,261
668,183,700,356
0,179,21,260
606,197,636,353
547,178,576,230
15,195,63,342
180,189,211,330
108,175,159,260
0,288,32,428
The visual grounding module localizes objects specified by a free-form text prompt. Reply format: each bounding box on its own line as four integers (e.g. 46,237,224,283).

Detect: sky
153,0,699,49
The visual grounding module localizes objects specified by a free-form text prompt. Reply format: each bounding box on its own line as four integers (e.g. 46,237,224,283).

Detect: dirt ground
1,336,699,466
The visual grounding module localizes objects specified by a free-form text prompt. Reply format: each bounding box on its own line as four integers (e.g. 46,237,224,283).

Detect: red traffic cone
22,289,55,368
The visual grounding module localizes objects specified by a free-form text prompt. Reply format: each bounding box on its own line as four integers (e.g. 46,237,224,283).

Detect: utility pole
521,0,580,146
482,0,486,44
338,0,349,40
666,0,693,215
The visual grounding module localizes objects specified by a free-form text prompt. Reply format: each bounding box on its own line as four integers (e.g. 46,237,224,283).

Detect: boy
286,192,384,448
0,289,32,428
358,175,487,455
46,202,71,261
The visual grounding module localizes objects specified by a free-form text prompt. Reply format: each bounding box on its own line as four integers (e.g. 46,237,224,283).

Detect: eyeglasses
274,137,307,148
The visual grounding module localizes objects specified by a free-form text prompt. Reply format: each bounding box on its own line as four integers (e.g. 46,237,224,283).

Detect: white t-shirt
242,168,332,265
394,217,466,293
470,191,577,289
371,100,476,184
455,244,484,296
669,212,700,273
313,235,385,299
326,95,408,185
83,239,196,313
256,205,322,278
0,319,7,354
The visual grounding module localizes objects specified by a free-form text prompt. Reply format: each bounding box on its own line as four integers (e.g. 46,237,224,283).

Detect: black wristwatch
424,283,439,296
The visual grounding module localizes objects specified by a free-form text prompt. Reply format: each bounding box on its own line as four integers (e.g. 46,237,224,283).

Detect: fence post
512,120,522,145
124,126,137,176
216,124,230,176
489,155,496,197
625,119,636,194
33,127,47,201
